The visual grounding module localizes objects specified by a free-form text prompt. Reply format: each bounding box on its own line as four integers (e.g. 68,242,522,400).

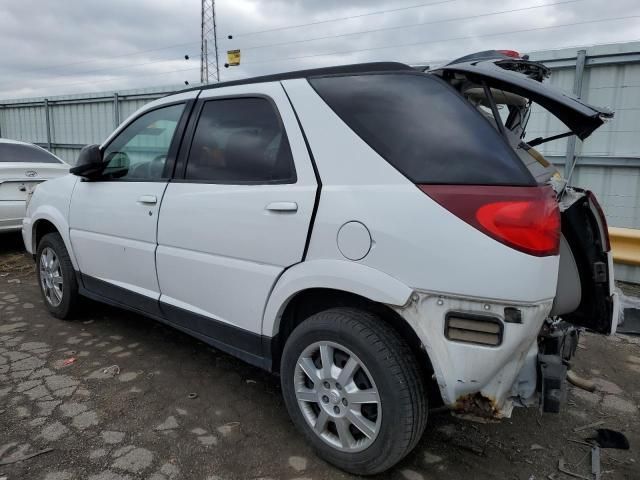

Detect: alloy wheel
39,247,63,307
294,341,382,452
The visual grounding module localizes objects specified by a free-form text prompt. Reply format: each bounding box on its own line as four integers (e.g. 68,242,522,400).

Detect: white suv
23,53,617,475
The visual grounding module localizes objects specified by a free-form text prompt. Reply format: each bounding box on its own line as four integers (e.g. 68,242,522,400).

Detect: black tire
35,232,79,319
280,307,428,475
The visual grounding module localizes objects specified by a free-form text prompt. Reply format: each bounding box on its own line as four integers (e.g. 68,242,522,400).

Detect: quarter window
310,73,535,186
185,97,296,183
102,103,184,180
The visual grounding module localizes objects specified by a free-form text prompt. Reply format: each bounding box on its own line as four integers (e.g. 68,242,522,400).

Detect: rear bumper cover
393,291,554,418
0,200,26,232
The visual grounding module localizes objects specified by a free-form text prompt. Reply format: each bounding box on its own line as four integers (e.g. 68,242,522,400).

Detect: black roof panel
178,62,413,94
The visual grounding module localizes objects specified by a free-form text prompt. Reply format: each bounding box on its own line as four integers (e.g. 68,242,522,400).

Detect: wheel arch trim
262,259,413,338
29,208,78,270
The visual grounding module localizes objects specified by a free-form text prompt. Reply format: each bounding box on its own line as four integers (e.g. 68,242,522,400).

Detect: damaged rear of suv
422,49,618,417
279,56,618,472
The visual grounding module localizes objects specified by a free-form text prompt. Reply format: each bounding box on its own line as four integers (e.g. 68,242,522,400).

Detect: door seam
153,181,171,305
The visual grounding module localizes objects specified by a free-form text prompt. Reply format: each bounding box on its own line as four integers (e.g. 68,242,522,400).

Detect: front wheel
280,308,428,475
36,232,79,319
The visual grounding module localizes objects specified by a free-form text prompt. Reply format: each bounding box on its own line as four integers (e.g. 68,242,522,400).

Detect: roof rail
178,62,413,94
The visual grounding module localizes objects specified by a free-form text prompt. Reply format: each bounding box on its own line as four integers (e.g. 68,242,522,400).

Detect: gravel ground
1,232,639,480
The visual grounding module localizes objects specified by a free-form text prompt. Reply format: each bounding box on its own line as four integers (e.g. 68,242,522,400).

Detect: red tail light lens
419,185,560,256
497,49,521,58
476,198,560,255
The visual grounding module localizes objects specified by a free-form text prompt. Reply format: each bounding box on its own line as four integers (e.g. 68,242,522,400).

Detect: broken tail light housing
419,185,560,257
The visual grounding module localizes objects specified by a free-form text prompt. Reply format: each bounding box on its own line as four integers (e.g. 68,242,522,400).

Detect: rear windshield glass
309,73,534,185
0,143,62,163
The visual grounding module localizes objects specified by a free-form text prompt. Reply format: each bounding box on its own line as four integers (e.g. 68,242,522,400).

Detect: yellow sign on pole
227,49,241,66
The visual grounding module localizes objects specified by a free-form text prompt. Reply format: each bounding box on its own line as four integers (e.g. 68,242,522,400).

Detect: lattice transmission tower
200,0,220,83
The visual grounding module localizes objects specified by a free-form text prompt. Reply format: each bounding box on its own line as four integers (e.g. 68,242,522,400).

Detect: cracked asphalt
1,232,639,480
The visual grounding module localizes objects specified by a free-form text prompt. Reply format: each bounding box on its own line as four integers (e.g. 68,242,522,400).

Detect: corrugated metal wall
0,104,47,144
571,166,640,229
528,42,640,282
0,86,182,163
1,42,639,282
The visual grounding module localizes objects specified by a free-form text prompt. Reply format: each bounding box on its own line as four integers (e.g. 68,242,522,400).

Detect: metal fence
0,85,184,164
527,42,640,282
1,42,640,282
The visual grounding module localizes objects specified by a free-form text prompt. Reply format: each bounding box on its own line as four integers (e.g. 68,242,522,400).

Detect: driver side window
102,103,185,180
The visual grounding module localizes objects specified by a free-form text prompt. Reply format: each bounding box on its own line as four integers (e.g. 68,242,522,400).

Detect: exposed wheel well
271,288,437,399
33,219,59,252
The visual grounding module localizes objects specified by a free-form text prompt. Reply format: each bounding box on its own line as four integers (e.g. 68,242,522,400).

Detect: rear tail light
497,49,521,58
419,185,560,256
586,191,611,251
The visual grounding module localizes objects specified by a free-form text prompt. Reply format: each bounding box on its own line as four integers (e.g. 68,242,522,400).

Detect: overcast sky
1,0,639,100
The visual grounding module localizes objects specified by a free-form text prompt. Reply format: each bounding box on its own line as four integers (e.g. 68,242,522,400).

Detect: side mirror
70,144,104,179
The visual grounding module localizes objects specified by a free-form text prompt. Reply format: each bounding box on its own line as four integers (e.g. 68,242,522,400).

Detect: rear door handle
138,195,157,205
265,201,298,212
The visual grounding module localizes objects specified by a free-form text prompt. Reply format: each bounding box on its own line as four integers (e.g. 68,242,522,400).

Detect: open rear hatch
434,55,613,139
433,54,617,335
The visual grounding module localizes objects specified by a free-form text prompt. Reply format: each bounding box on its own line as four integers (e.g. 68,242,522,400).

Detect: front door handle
138,195,157,205
265,201,298,212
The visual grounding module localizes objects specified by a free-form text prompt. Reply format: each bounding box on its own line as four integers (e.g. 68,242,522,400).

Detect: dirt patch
0,233,34,279
0,252,34,277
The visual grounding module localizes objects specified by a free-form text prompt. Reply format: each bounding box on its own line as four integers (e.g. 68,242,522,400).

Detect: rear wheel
280,307,427,475
36,232,79,319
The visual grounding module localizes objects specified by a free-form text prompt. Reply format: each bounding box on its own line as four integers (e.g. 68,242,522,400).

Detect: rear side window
185,97,296,183
310,73,534,186
0,143,63,163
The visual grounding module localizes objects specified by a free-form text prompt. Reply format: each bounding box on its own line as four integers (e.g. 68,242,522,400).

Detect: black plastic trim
160,302,268,369
177,62,413,94
174,99,203,179
168,99,197,179
77,273,271,370
80,273,163,318
78,273,164,320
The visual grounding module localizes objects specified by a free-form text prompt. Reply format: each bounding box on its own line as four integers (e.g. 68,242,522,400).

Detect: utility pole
200,0,220,83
